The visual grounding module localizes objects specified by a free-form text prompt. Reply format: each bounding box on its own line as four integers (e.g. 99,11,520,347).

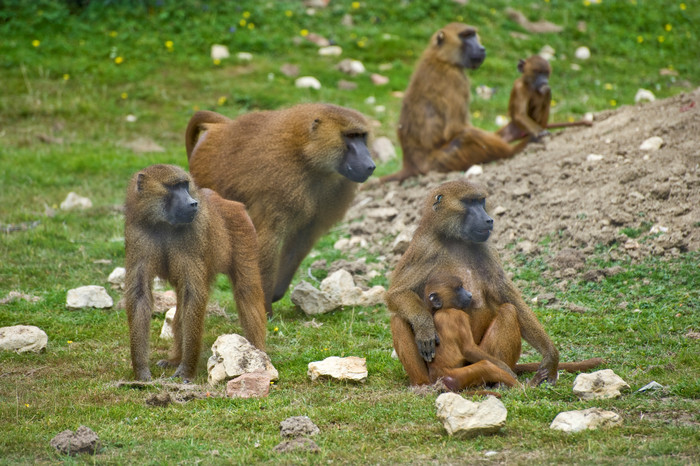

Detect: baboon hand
415,330,440,362
529,362,559,386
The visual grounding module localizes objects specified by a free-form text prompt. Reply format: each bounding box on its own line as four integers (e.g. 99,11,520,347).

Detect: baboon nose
190,201,198,207
366,163,376,174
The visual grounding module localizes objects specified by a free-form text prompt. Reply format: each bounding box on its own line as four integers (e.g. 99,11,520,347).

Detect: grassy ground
1,0,698,463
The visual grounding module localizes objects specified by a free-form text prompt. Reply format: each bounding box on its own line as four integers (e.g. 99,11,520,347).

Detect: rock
291,280,339,315
153,290,177,313
66,286,113,309
280,416,320,438
60,192,92,210
552,248,586,271
318,45,342,56
465,165,483,177
495,115,509,126
108,267,125,289
0,325,48,353
305,32,330,46
125,114,137,123
226,371,271,398
586,153,604,162
273,437,320,454
295,76,322,90
573,369,630,400
392,227,416,254
366,207,399,221
337,80,357,91
119,137,165,154
0,291,41,304
539,45,556,61
337,59,365,76
308,356,368,382
371,137,396,163
341,13,353,26
280,63,299,77
550,408,622,433
236,52,253,61
635,88,656,103
355,285,386,306
320,270,363,306
639,136,663,151
492,205,506,216
160,307,176,340
575,46,591,60
370,73,389,85
210,44,230,60
435,394,507,438
50,426,100,456
206,334,278,386
637,381,664,392
476,85,494,100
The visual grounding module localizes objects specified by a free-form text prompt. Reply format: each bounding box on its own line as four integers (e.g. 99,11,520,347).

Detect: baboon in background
497,55,593,143
386,180,602,387
381,23,527,184
186,104,375,314
124,164,267,382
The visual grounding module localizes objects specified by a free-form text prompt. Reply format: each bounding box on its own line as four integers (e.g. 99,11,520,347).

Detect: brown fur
497,55,593,143
387,180,601,387
185,104,374,314
124,164,266,382
381,23,527,183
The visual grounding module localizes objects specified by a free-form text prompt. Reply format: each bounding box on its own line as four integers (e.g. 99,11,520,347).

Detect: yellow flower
352,1,360,8
217,96,227,106
472,111,481,119
239,19,246,27
658,35,665,43
300,29,309,37
610,99,617,107
551,99,557,107
213,58,221,65
32,39,40,47
165,40,174,49
637,35,644,43
248,23,255,30
274,327,279,332
680,3,686,10
604,83,613,90
25,404,29,408
285,10,292,17
109,31,117,37
63,74,70,81
114,56,124,64
567,116,575,122
357,40,366,48
243,11,251,19
67,340,73,344
665,24,672,32
583,0,591,6
121,92,128,99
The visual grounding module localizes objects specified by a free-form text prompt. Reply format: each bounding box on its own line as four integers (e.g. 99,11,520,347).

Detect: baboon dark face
165,181,198,225
338,133,376,183
461,197,493,243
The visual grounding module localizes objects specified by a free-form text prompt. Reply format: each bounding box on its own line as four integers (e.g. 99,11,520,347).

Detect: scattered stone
108,267,126,289
60,192,92,210
295,76,322,90
153,290,177,313
280,63,299,77
639,136,663,151
370,73,389,85
319,269,385,307
550,408,622,433
685,330,700,340
210,44,230,61
0,325,48,353
337,80,357,91
273,437,320,454
337,59,365,76
125,114,138,123
66,286,113,309
566,302,587,313
207,334,278,386
280,416,320,438
146,392,172,407
305,32,330,47
371,137,396,163
291,281,339,315
435,394,507,438
0,291,42,304
465,165,483,177
119,137,165,154
635,88,656,103
226,371,271,398
476,85,494,100
538,45,556,61
366,207,399,221
318,45,342,56
575,46,591,60
236,52,253,61
573,369,630,400
637,381,664,393
586,153,604,162
160,307,176,340
308,356,368,382
392,227,416,255
552,248,586,271
506,8,563,33
492,205,506,216
50,426,101,456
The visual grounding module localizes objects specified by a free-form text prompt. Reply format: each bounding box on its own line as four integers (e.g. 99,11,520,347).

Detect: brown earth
337,87,699,279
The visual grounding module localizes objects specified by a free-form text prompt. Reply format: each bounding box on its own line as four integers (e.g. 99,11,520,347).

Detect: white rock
333,238,351,251
364,96,376,105
392,227,416,254
320,270,363,306
337,58,365,76
66,286,113,309
639,136,663,151
318,45,342,56
108,267,126,289
60,192,92,210
366,207,399,220
492,205,506,216
550,407,622,433
236,52,253,61
435,394,507,438
370,73,389,85
207,334,278,386
391,349,398,359
371,137,396,163
570,63,582,71
539,45,556,61
308,356,367,382
465,165,483,177
495,115,509,126
476,85,494,100
649,225,668,234
125,114,138,123
210,44,230,60
355,285,386,307
291,281,340,315
583,112,594,122
295,76,322,90
0,325,48,353
634,88,656,103
586,154,604,162
575,46,591,60
159,307,176,340
374,105,386,113
573,369,630,400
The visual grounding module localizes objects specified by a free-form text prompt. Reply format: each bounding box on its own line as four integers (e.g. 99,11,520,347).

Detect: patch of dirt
341,88,699,273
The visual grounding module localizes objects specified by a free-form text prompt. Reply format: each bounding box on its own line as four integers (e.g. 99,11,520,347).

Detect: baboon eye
435,194,443,202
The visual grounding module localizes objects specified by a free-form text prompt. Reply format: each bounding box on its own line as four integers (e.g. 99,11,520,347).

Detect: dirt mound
341,88,699,273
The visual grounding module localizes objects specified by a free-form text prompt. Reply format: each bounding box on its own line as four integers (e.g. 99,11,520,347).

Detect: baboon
386,180,602,387
381,23,527,184
186,104,375,314
124,164,267,382
497,55,593,143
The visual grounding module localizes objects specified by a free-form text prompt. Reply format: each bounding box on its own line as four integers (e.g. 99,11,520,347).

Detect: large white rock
550,407,622,433
0,325,48,353
108,267,126,289
436,394,507,438
60,192,92,210
291,281,340,315
573,369,630,400
634,88,656,103
308,356,367,382
159,307,176,340
371,136,396,163
207,334,278,386
66,286,113,309
318,45,342,56
320,270,363,306
391,227,416,254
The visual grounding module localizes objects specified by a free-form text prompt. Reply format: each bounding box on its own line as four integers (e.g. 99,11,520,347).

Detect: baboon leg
478,303,522,369
171,287,208,382
439,360,519,392
157,304,182,369
126,267,154,381
431,127,527,172
391,314,431,386
272,225,316,303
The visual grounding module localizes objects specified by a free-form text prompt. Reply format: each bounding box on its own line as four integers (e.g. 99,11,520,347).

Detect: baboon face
436,23,486,70
426,275,473,312
131,165,199,226
429,181,493,243
519,56,552,95
338,131,375,183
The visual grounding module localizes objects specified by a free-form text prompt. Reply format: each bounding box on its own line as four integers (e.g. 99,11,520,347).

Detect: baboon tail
185,110,231,161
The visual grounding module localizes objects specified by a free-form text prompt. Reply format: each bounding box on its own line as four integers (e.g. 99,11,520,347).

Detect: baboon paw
156,359,178,369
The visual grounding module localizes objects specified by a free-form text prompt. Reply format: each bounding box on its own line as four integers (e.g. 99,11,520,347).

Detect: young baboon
186,104,375,314
386,180,602,387
497,55,593,143
381,23,527,183
124,164,267,382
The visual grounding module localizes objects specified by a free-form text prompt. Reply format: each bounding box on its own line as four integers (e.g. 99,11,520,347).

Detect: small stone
125,114,138,123
573,369,630,400
495,115,509,126
210,44,230,61
435,394,507,438
475,85,494,100
575,46,591,60
160,307,176,340
280,416,320,438
318,45,342,56
371,137,396,163
392,227,416,255
337,59,365,76
146,392,172,407
634,88,656,103
337,80,357,91
60,192,92,210
207,334,278,386
0,291,41,304
295,76,322,90
108,267,126,289
586,154,604,162
492,205,506,216
280,63,299,77
236,52,253,61
539,45,556,61
0,325,48,353
308,356,368,382
226,371,271,398
639,136,663,151
50,426,100,456
305,32,330,47
550,408,622,433
119,137,165,154
66,286,113,309
465,165,483,177
320,270,363,306
366,207,399,220
370,73,389,85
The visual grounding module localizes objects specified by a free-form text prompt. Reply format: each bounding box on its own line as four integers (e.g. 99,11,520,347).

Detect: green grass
1,0,699,463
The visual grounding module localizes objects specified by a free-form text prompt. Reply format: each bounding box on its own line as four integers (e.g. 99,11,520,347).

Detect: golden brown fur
124,164,266,382
382,23,526,183
186,104,374,314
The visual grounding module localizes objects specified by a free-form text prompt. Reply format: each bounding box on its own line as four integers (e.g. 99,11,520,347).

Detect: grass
1,0,699,463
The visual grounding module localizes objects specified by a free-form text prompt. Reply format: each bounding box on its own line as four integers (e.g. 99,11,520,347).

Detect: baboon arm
510,85,543,136
386,287,438,362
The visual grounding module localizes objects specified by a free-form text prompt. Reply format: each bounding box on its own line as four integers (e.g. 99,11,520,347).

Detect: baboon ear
136,173,146,192
436,31,445,46
311,118,321,131
428,292,442,310
517,59,526,73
